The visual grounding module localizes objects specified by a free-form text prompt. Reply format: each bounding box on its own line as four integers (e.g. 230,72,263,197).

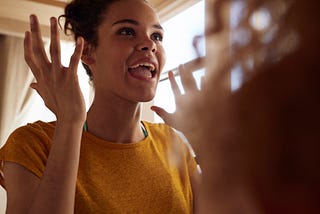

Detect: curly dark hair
59,0,120,80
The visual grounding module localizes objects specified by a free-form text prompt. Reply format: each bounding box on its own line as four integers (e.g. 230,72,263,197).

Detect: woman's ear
81,41,95,65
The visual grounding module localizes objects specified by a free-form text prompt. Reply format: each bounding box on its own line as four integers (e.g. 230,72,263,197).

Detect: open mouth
128,63,157,80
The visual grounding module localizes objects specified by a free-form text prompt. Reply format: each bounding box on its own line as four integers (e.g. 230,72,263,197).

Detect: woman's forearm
28,121,83,214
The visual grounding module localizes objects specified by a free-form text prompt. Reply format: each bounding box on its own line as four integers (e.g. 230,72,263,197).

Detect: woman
0,0,199,213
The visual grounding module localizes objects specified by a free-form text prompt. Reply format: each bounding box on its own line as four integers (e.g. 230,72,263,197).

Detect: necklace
83,121,148,137
140,123,148,137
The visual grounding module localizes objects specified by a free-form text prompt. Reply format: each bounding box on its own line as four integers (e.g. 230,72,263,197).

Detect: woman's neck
85,97,145,143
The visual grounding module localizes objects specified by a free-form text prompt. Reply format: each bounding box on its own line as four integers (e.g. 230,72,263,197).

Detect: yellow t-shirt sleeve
171,128,198,175
186,144,198,174
0,122,51,186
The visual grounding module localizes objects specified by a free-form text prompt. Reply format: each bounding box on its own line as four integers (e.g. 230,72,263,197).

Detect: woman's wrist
55,117,86,129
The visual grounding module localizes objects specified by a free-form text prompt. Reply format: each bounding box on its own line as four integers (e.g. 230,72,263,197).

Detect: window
153,0,205,122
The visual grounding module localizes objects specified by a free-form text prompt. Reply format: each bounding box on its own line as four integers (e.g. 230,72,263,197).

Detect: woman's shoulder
11,120,56,139
3,120,56,151
0,121,56,184
142,121,197,167
22,120,55,131
142,121,173,132
142,121,185,142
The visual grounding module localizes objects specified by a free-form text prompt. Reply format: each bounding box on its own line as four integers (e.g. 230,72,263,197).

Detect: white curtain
0,34,37,213
0,34,35,148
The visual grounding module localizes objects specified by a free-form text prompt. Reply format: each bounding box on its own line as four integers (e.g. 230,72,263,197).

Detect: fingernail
30,15,35,25
50,18,56,33
50,17,56,26
30,15,35,31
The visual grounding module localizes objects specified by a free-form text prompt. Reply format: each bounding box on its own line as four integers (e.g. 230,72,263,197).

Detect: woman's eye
118,28,135,36
151,33,163,42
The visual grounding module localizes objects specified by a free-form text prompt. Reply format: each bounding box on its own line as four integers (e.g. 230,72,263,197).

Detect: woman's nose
136,37,156,52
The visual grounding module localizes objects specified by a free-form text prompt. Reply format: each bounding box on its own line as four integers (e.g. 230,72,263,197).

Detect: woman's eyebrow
112,19,163,30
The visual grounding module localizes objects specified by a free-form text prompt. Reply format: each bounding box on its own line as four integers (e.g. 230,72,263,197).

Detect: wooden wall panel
0,0,66,39
0,0,201,39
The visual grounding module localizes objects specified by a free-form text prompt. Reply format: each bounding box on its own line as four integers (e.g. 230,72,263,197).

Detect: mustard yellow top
0,121,197,213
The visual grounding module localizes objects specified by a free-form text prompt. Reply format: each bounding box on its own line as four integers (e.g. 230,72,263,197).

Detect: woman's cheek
158,47,166,73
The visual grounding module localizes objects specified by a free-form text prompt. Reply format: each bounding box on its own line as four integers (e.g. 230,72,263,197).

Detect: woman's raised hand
24,15,86,123
151,65,201,134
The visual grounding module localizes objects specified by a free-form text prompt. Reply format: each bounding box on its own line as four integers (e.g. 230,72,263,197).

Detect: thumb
30,83,42,97
151,106,172,123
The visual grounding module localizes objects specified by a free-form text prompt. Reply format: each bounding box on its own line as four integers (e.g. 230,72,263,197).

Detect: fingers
30,82,44,100
49,17,61,69
29,15,50,70
178,64,198,94
168,70,181,96
25,15,80,79
150,106,172,123
24,31,41,79
168,64,199,98
69,37,84,74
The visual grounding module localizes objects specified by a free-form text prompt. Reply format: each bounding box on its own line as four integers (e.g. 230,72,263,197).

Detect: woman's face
88,0,166,103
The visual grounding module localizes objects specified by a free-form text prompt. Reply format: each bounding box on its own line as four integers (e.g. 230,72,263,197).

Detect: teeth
129,63,155,71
